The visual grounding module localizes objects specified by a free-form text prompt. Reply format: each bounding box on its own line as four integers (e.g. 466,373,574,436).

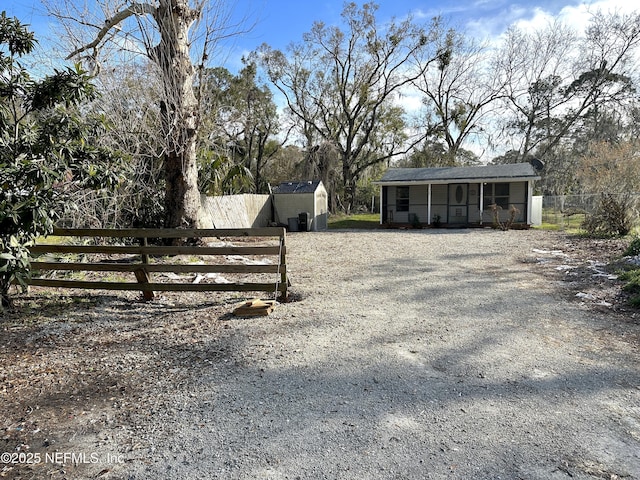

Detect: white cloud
512,7,555,33
555,0,639,33
465,0,639,41
395,89,424,113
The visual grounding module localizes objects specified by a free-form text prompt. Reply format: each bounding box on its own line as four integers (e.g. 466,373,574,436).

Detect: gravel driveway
2,229,640,479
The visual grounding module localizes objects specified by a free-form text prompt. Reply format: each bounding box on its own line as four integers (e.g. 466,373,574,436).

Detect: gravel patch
2,228,639,479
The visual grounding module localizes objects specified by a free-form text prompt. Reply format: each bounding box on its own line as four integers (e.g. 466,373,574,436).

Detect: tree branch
66,2,156,60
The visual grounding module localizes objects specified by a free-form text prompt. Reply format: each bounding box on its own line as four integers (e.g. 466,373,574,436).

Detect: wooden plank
51,227,286,239
30,245,284,256
233,299,276,316
141,236,150,265
134,268,155,301
28,279,286,292
279,236,288,298
30,262,282,274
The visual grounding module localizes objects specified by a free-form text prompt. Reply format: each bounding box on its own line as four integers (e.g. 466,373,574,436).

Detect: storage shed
272,180,328,231
375,163,541,227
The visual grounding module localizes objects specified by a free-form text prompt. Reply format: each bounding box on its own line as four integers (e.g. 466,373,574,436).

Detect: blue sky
5,0,634,70
4,0,635,160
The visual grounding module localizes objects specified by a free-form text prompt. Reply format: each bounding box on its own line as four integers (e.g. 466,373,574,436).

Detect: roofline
373,176,540,186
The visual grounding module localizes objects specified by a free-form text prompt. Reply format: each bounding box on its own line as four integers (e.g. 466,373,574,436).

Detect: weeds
624,236,640,257
615,236,640,306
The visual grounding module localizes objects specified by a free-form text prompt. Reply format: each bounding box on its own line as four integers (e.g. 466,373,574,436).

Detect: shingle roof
377,163,539,184
273,180,322,194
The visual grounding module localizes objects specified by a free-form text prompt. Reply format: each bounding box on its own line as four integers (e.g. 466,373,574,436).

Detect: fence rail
28,227,288,300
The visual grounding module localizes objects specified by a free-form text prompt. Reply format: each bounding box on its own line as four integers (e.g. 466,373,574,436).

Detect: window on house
396,186,410,212
483,183,510,210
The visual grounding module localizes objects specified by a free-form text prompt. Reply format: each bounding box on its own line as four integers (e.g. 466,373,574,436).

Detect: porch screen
483,183,510,209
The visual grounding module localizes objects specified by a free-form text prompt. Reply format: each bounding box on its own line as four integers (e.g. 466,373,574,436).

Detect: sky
4,0,638,162
5,0,636,160
4,0,638,72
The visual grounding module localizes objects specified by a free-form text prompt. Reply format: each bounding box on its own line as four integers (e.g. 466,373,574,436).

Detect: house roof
273,180,323,194
376,163,540,185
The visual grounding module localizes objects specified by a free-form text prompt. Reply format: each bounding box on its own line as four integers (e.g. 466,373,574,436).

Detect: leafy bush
0,237,31,303
0,13,120,308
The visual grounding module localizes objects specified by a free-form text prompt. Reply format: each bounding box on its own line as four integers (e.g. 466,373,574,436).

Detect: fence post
136,237,154,301
141,237,150,265
280,231,288,301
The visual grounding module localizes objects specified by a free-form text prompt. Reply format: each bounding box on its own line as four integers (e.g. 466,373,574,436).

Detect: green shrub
0,13,121,308
628,294,640,308
619,269,640,294
624,236,640,257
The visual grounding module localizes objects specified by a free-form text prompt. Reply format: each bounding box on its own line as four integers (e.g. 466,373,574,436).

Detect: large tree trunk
343,165,356,215
154,0,202,229
63,0,207,229
164,149,201,228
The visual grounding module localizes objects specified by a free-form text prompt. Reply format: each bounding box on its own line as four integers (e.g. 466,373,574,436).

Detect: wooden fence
28,227,287,300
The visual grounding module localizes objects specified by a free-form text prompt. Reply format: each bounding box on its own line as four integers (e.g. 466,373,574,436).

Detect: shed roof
273,180,323,194
376,163,539,184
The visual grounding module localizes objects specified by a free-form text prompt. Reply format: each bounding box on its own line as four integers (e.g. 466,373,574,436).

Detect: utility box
298,212,310,232
287,217,299,232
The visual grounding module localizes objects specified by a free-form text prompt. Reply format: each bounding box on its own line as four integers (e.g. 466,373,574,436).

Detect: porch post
527,180,533,224
379,184,383,224
427,183,432,225
479,182,484,225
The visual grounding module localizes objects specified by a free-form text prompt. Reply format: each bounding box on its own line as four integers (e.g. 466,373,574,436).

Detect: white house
375,163,541,227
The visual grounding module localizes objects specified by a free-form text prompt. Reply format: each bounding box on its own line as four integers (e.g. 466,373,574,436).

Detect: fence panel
28,227,288,300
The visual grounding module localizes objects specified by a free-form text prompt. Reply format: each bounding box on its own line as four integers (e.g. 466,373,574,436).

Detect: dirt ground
1,228,639,479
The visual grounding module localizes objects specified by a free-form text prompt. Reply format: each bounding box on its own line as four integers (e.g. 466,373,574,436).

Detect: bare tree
495,11,640,166
413,27,505,164
494,20,578,162
258,2,442,213
48,0,248,228
89,64,166,227
299,142,341,212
